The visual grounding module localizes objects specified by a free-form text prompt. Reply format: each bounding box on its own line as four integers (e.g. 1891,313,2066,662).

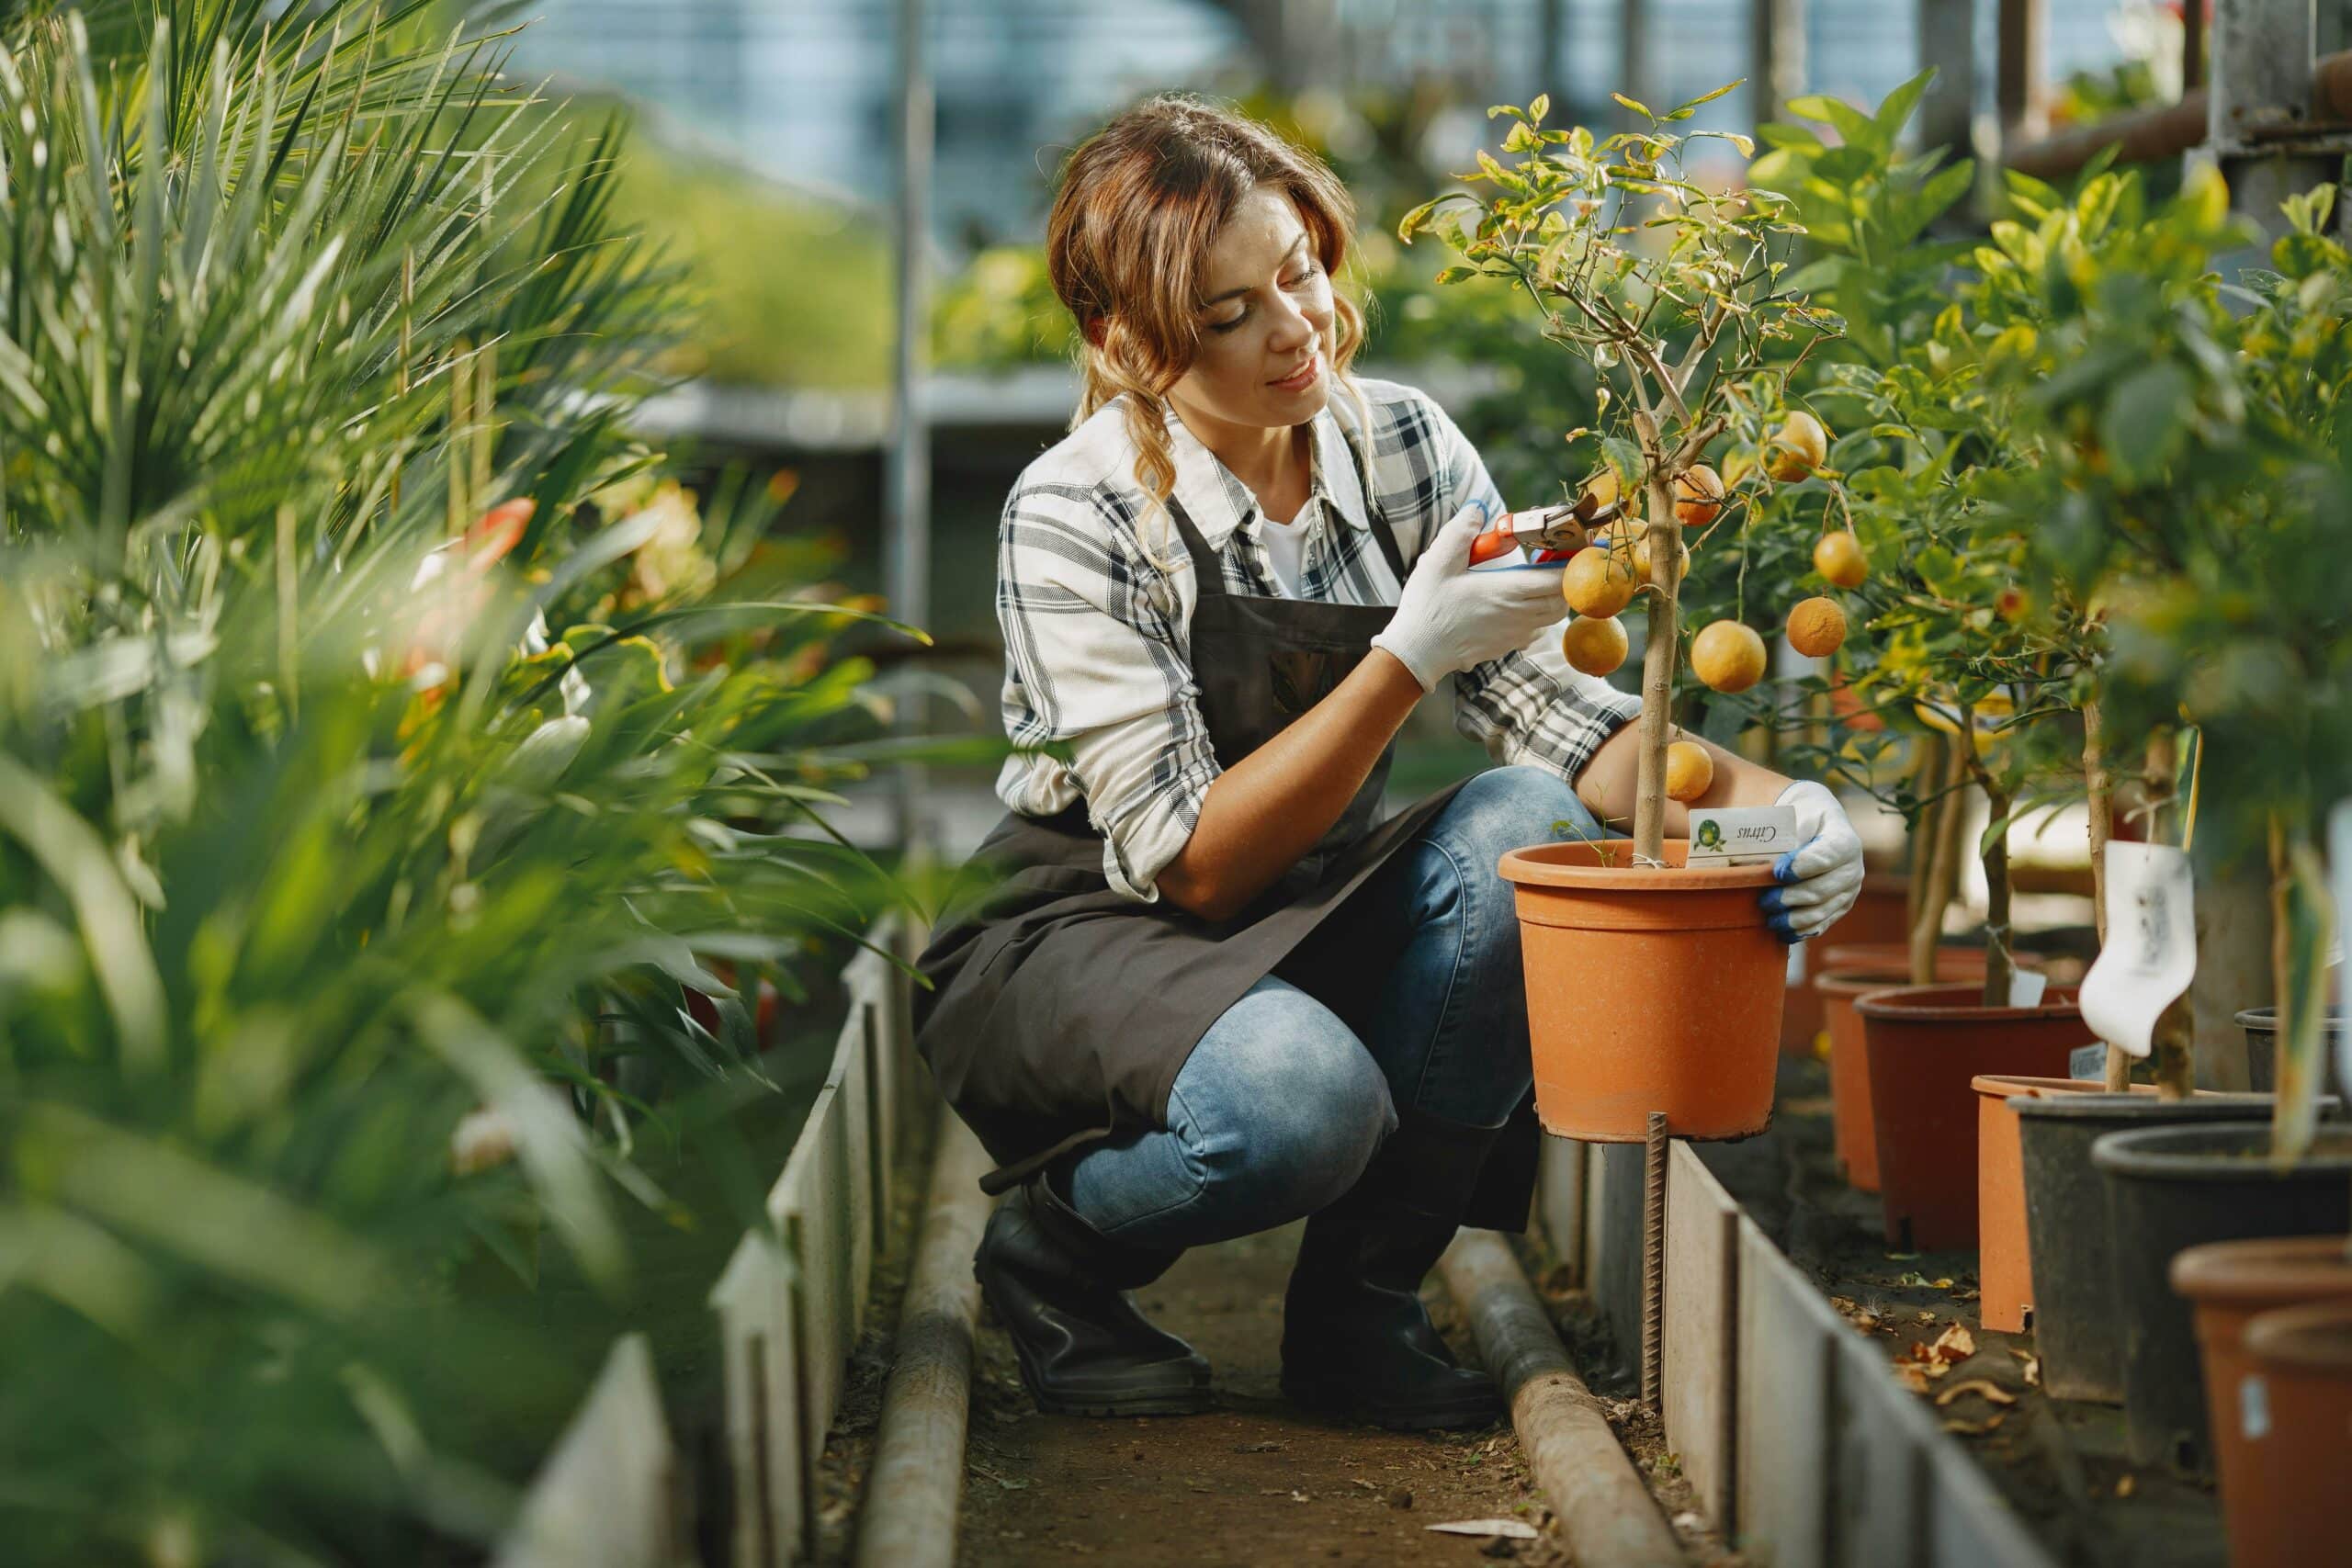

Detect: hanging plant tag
2007,969,2049,1009
2079,841,2197,1059
1687,804,1797,866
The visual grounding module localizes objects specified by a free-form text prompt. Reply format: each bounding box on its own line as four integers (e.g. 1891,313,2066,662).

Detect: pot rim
1499,839,1779,892
1849,982,2083,1024
2233,1005,2347,1035
2088,1120,2352,1179
2010,1090,2285,1124
2245,1299,2352,1372
2171,1235,2352,1303
1973,1073,2101,1100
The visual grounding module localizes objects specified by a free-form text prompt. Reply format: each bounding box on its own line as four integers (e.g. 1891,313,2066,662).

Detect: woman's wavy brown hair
1045,93,1373,562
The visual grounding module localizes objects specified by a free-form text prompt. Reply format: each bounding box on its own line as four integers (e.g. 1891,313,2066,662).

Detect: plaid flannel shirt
994,375,1641,903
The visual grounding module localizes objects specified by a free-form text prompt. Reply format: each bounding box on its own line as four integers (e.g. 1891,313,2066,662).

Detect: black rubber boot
1279,1106,1507,1431
974,1166,1214,1417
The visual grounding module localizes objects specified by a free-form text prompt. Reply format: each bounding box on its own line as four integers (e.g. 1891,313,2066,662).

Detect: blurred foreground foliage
0,3,926,1561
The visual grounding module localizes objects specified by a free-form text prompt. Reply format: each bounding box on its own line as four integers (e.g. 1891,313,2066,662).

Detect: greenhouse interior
6,0,2352,1564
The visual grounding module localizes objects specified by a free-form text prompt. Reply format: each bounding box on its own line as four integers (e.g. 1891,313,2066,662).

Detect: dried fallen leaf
1930,1323,1977,1362
1428,1519,1541,1540
1942,1414,2007,1436
2116,1475,2137,1498
1894,1363,1933,1394
1917,1310,1938,1324
2009,1348,2042,1387
1934,1378,2019,1408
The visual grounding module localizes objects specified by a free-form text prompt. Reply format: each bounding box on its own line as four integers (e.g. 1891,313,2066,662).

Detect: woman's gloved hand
1759,780,1865,943
1369,501,1572,693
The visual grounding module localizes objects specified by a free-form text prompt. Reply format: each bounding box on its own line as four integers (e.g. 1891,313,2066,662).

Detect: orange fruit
1769,410,1828,482
1690,620,1768,693
1560,615,1629,676
1562,547,1637,617
1812,530,1866,588
1666,740,1714,803
1786,596,1847,658
1673,464,1725,528
1573,468,1620,522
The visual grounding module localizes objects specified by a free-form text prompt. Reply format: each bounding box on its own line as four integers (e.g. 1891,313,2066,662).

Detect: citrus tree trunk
1909,740,1968,985
1631,471,1680,864
1979,775,2017,1010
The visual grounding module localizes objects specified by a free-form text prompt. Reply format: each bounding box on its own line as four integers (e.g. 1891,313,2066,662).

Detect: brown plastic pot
1501,839,1782,1141
1781,872,1912,1056
2235,1299,2352,1568
1854,985,2090,1251
2172,1236,2352,1563
1973,1075,2109,1333
1815,948,2035,1191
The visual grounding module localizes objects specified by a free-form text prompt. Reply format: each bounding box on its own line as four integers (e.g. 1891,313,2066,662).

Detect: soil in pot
2014,1092,2284,1403
1782,872,1911,1057
1973,1075,2116,1335
1854,984,2089,1250
2092,1122,2352,1472
1815,948,2035,1192
1500,839,1781,1142
2235,1299,2352,1568
2236,1006,2347,1100
2171,1235,2352,1564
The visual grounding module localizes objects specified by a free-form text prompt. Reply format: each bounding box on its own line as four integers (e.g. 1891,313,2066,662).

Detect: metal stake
1640,1109,1668,1413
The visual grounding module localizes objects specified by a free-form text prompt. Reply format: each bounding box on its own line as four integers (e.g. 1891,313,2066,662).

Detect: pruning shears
1465,493,1628,568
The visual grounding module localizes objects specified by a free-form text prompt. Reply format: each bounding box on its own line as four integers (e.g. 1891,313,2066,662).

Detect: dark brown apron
914,425,1542,1232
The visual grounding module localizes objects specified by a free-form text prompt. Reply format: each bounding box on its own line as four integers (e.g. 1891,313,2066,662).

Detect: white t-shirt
1259,497,1315,598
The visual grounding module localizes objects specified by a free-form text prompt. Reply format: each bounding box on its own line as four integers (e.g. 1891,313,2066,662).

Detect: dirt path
957,1220,1573,1567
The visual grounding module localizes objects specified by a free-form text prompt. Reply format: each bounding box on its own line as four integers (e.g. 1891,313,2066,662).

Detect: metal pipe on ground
2005,49,2352,183
852,1112,997,1568
1440,1228,1685,1568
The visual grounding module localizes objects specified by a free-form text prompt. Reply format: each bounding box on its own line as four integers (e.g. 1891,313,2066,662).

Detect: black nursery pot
2236,1007,2347,1100
2091,1122,2352,1474
2013,1092,2279,1404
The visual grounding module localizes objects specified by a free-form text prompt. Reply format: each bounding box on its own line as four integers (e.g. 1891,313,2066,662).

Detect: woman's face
1165,185,1335,431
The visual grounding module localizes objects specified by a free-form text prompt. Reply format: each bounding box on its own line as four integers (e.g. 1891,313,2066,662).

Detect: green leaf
1872,69,1936,141
2101,361,2195,479
1611,93,1656,122
1666,80,1742,119
1530,92,1552,124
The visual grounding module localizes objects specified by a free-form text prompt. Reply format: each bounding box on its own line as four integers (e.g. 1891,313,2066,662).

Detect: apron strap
1335,416,1411,586
1164,492,1227,601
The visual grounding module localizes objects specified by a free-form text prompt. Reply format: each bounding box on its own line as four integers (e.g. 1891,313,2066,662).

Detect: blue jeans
1061,764,1598,1251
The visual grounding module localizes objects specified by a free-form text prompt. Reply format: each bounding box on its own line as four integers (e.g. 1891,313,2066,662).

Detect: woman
914,95,1863,1432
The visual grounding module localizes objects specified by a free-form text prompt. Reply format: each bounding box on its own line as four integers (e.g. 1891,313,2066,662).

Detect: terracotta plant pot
1781,872,1911,1056
2012,1090,2284,1403
2092,1122,2352,1472
2236,1300,2352,1567
1815,949,2036,1192
1853,985,2089,1250
1500,839,1781,1141
1973,1075,2114,1334
2172,1235,2352,1564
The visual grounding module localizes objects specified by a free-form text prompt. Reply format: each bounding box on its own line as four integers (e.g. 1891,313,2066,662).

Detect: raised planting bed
1538,1055,2237,1568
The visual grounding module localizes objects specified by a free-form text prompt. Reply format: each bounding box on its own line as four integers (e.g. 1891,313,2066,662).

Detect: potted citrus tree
1397,86,1842,1141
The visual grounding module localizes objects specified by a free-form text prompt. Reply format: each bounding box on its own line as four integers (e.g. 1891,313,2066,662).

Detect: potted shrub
1399,85,1846,1139
1996,171,2352,1475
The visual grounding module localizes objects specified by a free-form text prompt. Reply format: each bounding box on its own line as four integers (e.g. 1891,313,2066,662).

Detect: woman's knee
1185,989,1396,1214
1420,765,1589,935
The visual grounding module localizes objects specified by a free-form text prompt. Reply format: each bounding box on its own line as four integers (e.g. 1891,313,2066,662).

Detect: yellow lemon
1666,740,1714,802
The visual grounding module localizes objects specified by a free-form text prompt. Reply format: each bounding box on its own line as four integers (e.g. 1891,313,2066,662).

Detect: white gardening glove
1760,780,1865,943
1368,501,1571,693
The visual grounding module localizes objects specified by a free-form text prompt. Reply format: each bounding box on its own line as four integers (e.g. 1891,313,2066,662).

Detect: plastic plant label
1687,804,1798,866
2078,841,2197,1060
2007,968,2049,1009
2068,1043,2108,1081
